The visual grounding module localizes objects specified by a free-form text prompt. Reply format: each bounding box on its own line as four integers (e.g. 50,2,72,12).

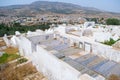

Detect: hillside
0,1,120,18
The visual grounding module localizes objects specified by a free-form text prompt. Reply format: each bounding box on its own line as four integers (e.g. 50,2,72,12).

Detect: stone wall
3,34,11,47
12,35,82,80
57,32,120,63
31,45,80,80
92,43,120,62
14,36,32,57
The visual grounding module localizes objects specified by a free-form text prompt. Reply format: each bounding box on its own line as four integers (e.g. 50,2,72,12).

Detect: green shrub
102,38,118,46
0,53,20,64
17,58,28,64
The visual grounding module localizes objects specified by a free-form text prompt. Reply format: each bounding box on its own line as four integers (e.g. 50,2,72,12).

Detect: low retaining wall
92,43,120,62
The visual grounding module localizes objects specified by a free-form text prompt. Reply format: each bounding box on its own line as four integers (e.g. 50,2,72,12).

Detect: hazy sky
0,0,120,13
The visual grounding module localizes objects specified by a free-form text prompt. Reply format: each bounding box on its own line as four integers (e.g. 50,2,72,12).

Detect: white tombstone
0,52,3,57
93,32,111,42
15,31,21,35
3,34,11,47
27,31,32,35
10,36,17,47
84,22,95,28
112,34,119,41
36,29,43,34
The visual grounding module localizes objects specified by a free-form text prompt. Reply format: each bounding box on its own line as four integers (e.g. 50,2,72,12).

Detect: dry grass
4,47,18,54
24,72,47,80
108,74,120,80
0,62,42,80
0,41,6,47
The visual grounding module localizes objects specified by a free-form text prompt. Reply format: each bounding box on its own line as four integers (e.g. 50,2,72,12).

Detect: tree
106,18,120,25
0,23,50,37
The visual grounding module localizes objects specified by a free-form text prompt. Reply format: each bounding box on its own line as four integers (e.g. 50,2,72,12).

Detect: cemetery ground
0,47,20,64
0,62,47,80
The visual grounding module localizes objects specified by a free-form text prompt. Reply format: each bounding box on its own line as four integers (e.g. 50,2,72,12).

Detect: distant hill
0,1,120,18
